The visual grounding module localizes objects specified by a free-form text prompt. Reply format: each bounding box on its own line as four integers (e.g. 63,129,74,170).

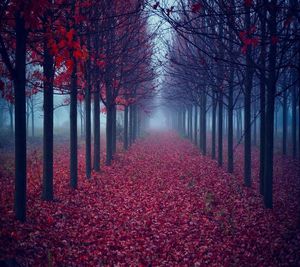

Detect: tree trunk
112,105,117,154
106,105,113,165
70,60,78,189
253,101,257,146
299,79,300,159
133,104,138,142
124,105,129,150
14,12,27,221
9,105,13,135
275,108,278,141
259,0,266,195
217,20,224,166
212,94,216,159
187,106,192,140
194,105,198,146
26,103,29,137
80,102,84,138
282,87,287,155
31,100,34,137
298,44,300,159
244,4,253,187
129,105,132,145
218,92,223,166
42,31,54,201
85,83,91,179
228,66,234,173
93,85,100,172
183,109,186,136
238,108,243,141
201,92,207,155
263,0,277,209
292,85,297,158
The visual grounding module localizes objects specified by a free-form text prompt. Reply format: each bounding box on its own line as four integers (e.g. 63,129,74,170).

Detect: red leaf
271,36,279,45
244,0,252,7
66,59,74,71
191,3,202,13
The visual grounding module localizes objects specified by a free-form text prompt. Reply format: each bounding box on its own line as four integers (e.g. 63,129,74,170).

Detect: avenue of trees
155,0,300,208
0,0,299,222
0,0,156,221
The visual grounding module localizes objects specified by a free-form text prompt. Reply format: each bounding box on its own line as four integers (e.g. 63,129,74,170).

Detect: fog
148,109,168,131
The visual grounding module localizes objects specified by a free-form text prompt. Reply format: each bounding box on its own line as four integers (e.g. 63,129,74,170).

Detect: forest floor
0,132,300,266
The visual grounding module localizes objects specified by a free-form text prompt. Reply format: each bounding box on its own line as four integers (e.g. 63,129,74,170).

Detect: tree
0,2,28,221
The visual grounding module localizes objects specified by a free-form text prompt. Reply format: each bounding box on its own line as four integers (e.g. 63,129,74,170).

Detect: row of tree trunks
122,104,140,151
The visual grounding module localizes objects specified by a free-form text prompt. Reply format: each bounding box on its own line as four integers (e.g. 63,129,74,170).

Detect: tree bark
259,0,266,195
124,105,129,150
93,84,100,171
292,85,297,158
31,100,34,137
42,29,54,200
14,12,27,221
218,91,223,166
187,106,191,140
80,102,84,138
253,101,257,146
106,105,113,165
244,4,253,187
263,0,277,209
212,93,216,159
201,92,207,155
228,66,234,173
9,105,13,135
129,105,133,144
112,105,117,154
194,105,198,146
70,60,78,189
85,81,91,179
133,104,138,142
282,86,287,155
183,109,186,136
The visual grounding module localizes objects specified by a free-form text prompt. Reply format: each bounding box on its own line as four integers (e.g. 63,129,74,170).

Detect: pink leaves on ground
0,133,299,265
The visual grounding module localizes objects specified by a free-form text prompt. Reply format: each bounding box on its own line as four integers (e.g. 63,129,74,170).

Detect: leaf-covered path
1,133,299,266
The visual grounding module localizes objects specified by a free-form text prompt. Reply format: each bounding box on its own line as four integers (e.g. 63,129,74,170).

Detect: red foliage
191,3,202,13
271,35,279,45
0,133,299,265
284,16,293,28
239,27,260,54
244,0,253,7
